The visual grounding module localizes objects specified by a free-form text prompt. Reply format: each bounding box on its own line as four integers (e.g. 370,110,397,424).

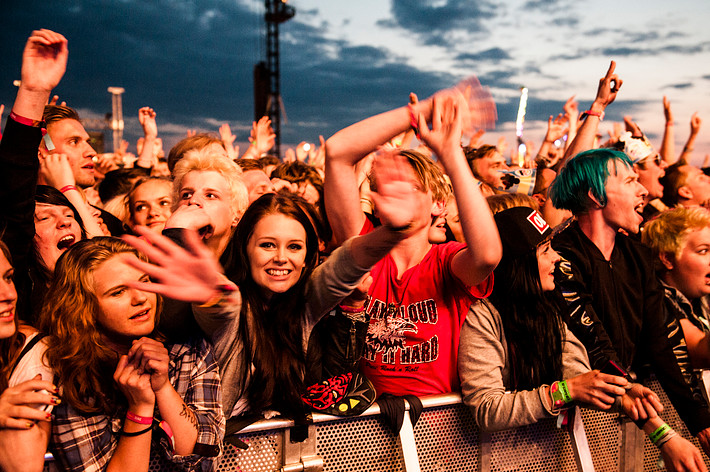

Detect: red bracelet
9,111,44,128
340,304,366,314
581,110,604,121
58,185,77,194
407,103,421,139
126,411,154,425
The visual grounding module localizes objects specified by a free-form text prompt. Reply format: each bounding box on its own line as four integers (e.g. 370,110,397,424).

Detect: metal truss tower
255,0,294,157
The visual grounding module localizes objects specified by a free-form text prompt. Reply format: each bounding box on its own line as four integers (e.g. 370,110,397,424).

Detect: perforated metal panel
485,417,577,471
643,377,710,471
413,404,479,472
580,408,622,471
218,432,282,472
316,415,404,472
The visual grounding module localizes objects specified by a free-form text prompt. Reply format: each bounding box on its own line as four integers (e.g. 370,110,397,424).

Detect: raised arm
660,96,676,163
556,61,622,171
417,94,501,286
136,107,158,170
679,112,702,165
324,98,433,243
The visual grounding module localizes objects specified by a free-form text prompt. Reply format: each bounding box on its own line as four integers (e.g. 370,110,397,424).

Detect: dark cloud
383,0,498,46
456,47,511,63
0,0,455,150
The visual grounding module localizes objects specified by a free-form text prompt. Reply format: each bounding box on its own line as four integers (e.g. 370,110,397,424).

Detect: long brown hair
39,237,162,414
0,240,24,392
226,193,319,416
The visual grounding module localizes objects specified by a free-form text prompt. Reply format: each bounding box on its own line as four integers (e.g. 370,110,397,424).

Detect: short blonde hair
172,148,248,220
642,207,710,259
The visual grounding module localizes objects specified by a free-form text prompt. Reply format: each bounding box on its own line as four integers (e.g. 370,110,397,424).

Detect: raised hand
219,123,238,160
0,375,56,429
251,116,276,155
370,148,422,233
565,370,627,410
663,96,674,124
295,141,310,162
563,95,579,121
545,113,569,142
127,338,170,393
592,60,622,111
138,107,158,138
690,112,702,136
417,93,464,166
20,30,68,94
623,115,643,136
121,226,231,305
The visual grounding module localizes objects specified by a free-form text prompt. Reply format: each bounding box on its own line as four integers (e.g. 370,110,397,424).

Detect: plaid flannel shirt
50,338,224,472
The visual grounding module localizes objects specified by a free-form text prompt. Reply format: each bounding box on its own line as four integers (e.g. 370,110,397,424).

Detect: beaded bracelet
550,380,573,409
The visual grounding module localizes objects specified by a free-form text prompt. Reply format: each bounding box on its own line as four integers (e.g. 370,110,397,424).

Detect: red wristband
58,185,77,194
407,103,421,138
126,411,154,425
9,111,44,128
581,110,604,121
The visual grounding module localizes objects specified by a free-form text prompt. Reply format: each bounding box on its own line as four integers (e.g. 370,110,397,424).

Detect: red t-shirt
358,220,493,396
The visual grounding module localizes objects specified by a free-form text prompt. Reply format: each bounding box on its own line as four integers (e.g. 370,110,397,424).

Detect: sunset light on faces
0,251,17,339
246,213,308,299
93,255,156,348
44,119,96,188
665,226,710,300
33,202,81,273
600,163,648,235
130,179,173,233
536,240,560,293
176,170,238,253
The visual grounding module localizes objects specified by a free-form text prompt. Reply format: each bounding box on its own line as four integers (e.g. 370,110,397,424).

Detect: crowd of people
1,27,710,472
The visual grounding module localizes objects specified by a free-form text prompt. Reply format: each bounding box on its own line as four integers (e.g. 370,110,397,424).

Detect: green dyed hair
550,149,632,214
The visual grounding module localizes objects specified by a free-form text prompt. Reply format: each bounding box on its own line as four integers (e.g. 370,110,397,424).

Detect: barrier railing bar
568,406,595,472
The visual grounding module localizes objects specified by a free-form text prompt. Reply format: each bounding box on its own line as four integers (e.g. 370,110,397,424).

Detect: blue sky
2,0,709,163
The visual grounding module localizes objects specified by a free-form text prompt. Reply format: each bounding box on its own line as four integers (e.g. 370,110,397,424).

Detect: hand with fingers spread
563,95,579,122
545,113,569,143
251,116,276,156
121,226,230,305
219,123,238,160
370,149,422,233
0,375,57,429
564,370,627,410
417,93,465,165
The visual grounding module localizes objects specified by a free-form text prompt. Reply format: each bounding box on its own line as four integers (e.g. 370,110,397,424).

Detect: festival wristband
120,423,154,437
58,185,77,194
655,429,677,449
550,380,573,409
159,420,176,450
580,110,604,121
649,423,672,444
9,111,44,128
407,103,420,139
198,279,239,308
126,411,154,425
340,303,366,314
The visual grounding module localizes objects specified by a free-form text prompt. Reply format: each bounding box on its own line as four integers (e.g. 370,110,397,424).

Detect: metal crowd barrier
43,377,710,471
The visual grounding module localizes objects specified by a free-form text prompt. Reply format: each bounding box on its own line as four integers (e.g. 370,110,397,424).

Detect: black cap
494,206,552,259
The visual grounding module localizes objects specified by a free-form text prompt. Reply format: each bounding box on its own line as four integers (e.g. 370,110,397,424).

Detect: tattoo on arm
179,403,199,431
